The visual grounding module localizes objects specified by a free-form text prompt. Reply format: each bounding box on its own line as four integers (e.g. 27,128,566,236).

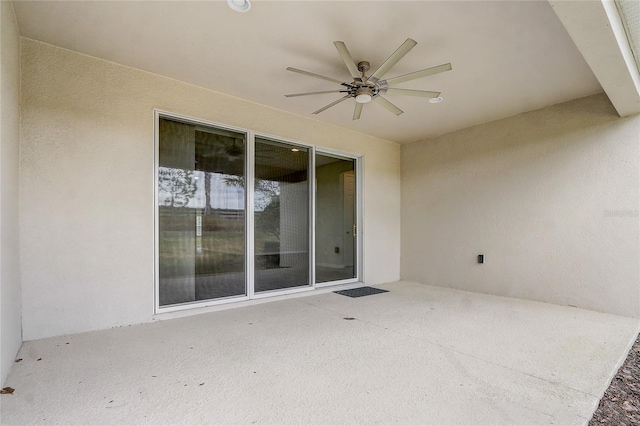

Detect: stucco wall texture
1,1,23,385
402,93,640,318
19,38,401,341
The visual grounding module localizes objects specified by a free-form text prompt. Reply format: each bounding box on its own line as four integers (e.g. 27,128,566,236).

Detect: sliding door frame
154,110,363,314
154,110,254,314
314,146,364,288
251,133,315,299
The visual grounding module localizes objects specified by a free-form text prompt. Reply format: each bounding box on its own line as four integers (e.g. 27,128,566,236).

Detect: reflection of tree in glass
204,172,212,214
255,180,280,218
257,197,280,241
224,176,280,240
158,167,197,207
224,176,280,211
223,175,244,191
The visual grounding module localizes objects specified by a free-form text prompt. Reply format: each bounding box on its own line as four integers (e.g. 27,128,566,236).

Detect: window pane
254,138,309,292
158,118,246,306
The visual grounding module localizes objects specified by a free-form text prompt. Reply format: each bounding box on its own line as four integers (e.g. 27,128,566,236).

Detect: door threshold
153,281,365,322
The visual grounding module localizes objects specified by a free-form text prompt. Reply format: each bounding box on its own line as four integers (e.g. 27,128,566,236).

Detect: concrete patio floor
2,281,639,425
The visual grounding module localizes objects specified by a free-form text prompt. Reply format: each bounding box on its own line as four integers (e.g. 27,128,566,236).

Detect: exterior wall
402,93,640,318
0,1,22,385
20,39,401,340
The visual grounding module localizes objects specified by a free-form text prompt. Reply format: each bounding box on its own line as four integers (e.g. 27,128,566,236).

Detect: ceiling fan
285,38,451,120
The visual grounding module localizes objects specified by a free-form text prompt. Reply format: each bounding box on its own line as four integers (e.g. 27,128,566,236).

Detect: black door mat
334,286,389,298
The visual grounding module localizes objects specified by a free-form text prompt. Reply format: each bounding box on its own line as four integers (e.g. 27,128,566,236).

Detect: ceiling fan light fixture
355,87,373,104
227,0,251,13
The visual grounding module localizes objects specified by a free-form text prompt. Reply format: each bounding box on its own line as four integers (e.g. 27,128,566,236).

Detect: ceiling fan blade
384,88,441,98
370,38,417,81
384,63,452,85
312,95,352,115
374,96,404,116
353,102,363,120
286,67,345,85
334,41,362,81
285,90,347,98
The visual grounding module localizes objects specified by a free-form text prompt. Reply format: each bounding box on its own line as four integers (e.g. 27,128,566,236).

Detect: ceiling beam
549,0,640,117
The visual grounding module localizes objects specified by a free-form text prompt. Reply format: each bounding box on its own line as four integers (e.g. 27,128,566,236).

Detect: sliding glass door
156,113,359,311
254,138,310,293
315,153,357,283
157,117,246,306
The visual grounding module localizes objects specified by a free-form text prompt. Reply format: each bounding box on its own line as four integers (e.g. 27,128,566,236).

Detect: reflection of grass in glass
255,233,279,244
158,204,284,277
159,231,245,277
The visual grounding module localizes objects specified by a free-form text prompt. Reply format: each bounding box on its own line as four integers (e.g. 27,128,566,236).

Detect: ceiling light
291,148,300,152
429,97,444,104
227,0,251,13
355,87,373,104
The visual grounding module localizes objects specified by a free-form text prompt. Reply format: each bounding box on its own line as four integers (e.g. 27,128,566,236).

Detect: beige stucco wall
402,93,640,318
20,38,401,340
1,1,22,385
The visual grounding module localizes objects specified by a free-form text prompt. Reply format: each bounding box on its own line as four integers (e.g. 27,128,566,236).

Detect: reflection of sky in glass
158,169,285,212
158,168,245,210
198,172,245,210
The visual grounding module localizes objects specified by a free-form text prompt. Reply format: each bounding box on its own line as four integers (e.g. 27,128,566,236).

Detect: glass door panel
158,117,246,306
254,138,310,292
315,153,357,283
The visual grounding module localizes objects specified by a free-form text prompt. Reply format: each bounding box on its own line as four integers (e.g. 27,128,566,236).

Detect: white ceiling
13,0,602,144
